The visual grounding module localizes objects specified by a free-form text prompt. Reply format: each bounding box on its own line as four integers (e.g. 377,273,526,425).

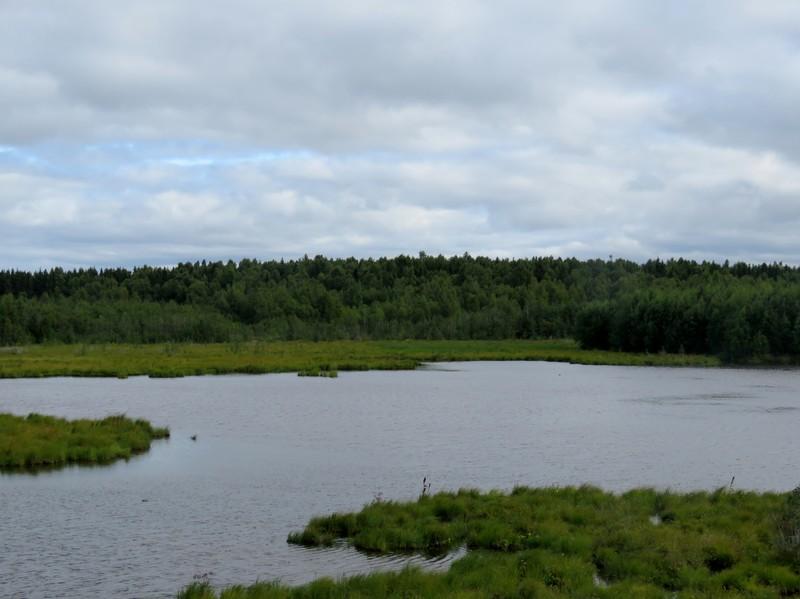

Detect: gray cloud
0,1,799,268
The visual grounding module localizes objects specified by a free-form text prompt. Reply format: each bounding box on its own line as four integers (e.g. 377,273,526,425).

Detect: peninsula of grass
0,412,170,469
180,486,800,598
0,339,719,379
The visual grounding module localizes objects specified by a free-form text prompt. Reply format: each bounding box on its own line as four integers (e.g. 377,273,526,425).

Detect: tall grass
180,486,800,597
0,412,169,468
0,339,720,379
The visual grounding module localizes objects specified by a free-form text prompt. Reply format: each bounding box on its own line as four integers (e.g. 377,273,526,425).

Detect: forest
0,254,799,362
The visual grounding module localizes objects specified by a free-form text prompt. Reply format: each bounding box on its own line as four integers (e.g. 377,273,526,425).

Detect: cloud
0,1,798,268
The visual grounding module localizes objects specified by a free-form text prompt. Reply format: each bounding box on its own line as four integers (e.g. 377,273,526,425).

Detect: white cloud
0,1,799,268
0,173,84,226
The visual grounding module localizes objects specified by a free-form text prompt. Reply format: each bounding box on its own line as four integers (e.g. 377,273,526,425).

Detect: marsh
1,361,798,597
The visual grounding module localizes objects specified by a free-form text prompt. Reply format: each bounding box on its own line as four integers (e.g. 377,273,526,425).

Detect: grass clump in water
181,485,800,597
297,363,339,378
297,370,339,378
0,412,169,469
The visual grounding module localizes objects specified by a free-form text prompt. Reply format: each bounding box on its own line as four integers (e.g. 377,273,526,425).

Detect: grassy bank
0,339,719,379
0,412,170,468
181,486,800,598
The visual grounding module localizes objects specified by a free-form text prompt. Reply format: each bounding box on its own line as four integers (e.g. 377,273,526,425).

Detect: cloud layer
1,1,799,268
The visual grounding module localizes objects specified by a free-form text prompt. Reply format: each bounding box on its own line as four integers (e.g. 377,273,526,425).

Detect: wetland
1,361,799,597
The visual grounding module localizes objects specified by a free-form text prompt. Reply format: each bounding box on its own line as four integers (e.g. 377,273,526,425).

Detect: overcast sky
1,1,799,269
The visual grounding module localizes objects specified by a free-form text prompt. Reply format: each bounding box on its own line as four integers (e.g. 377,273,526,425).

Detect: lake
1,361,799,598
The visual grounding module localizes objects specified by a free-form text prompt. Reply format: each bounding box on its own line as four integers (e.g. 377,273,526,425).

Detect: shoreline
0,339,721,379
179,485,800,598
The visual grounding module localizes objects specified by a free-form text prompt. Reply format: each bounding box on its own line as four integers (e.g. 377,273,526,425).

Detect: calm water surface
1,361,799,598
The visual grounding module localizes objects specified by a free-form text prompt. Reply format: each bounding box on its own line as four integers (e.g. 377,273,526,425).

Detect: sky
1,1,799,269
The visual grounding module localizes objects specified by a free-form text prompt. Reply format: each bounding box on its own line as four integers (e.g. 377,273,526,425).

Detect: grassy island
0,339,719,379
180,486,800,598
0,412,170,469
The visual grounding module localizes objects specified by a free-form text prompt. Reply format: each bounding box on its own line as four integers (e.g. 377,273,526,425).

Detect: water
1,361,799,598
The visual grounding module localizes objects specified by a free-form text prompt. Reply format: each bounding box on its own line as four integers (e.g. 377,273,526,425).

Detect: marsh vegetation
0,339,718,379
0,412,169,468
182,486,800,598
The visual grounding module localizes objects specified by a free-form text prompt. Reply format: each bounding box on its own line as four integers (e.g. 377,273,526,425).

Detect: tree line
1,254,798,361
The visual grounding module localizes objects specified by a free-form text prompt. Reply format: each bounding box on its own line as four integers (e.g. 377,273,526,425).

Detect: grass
0,412,170,469
0,339,720,379
179,486,800,598
298,362,340,378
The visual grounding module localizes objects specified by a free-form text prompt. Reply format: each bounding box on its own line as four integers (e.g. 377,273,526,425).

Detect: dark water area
1,362,799,598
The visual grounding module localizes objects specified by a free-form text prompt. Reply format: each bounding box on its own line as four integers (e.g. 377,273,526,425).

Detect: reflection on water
1,362,799,598
284,541,466,583
628,391,755,405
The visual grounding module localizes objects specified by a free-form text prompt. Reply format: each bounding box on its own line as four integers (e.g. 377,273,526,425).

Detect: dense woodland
1,254,799,362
